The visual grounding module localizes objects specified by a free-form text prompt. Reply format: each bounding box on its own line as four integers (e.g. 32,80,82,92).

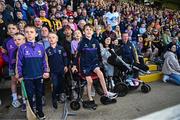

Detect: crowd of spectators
0,0,180,118
0,0,179,59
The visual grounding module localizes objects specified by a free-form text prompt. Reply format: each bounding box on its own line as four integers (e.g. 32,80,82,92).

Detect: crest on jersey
58,50,61,54
47,49,52,55
9,45,14,49
25,50,30,56
38,50,42,55
84,44,88,47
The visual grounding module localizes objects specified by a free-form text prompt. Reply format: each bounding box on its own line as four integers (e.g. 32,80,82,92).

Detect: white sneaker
146,71,151,74
59,93,66,103
12,100,21,108
105,91,117,99
163,75,169,83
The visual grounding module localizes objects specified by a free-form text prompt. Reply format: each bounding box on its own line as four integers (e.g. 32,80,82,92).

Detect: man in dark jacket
116,32,140,78
0,15,7,46
0,2,13,25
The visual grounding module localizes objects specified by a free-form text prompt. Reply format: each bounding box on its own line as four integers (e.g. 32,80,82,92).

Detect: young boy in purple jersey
2,23,21,108
16,25,49,119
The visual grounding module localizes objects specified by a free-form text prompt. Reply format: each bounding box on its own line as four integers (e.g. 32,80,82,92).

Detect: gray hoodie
162,51,180,75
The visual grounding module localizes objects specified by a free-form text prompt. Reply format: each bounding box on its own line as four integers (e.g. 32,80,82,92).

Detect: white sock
12,93,18,101
22,97,26,104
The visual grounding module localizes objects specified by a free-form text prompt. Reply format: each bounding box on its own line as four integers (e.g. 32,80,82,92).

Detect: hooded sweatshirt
162,51,180,75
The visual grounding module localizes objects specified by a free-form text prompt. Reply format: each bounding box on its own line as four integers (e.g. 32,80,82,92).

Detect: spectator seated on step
162,43,180,85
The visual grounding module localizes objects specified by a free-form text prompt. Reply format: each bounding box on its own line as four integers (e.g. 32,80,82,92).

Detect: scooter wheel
113,82,128,97
146,84,151,92
70,101,81,111
141,84,151,93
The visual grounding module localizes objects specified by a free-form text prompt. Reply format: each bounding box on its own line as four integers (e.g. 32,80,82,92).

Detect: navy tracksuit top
76,37,101,68
46,45,67,73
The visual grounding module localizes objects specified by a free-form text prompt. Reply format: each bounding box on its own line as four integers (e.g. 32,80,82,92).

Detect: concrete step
143,58,149,63
139,71,163,83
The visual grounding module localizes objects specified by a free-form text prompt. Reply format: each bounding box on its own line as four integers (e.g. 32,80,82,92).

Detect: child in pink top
68,16,78,31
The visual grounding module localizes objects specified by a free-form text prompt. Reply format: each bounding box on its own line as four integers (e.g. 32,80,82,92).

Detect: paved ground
136,104,180,120
0,80,180,120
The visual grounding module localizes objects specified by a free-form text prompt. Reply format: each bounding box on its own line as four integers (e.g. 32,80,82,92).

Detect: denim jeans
169,73,180,85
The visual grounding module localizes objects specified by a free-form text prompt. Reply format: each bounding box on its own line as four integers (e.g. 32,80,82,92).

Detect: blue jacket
46,45,67,73
116,41,139,64
2,10,13,25
16,42,49,79
75,37,101,68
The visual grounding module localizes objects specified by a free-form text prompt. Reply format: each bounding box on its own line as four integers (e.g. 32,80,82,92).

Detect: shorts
81,64,99,76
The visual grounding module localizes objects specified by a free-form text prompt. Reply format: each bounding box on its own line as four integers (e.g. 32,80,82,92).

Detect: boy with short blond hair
13,33,26,47
46,32,68,109
13,33,26,111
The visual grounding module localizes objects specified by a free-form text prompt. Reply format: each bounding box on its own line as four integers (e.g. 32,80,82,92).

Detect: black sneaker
37,112,46,120
52,99,58,109
89,100,97,107
21,103,26,112
83,100,97,109
100,96,117,105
